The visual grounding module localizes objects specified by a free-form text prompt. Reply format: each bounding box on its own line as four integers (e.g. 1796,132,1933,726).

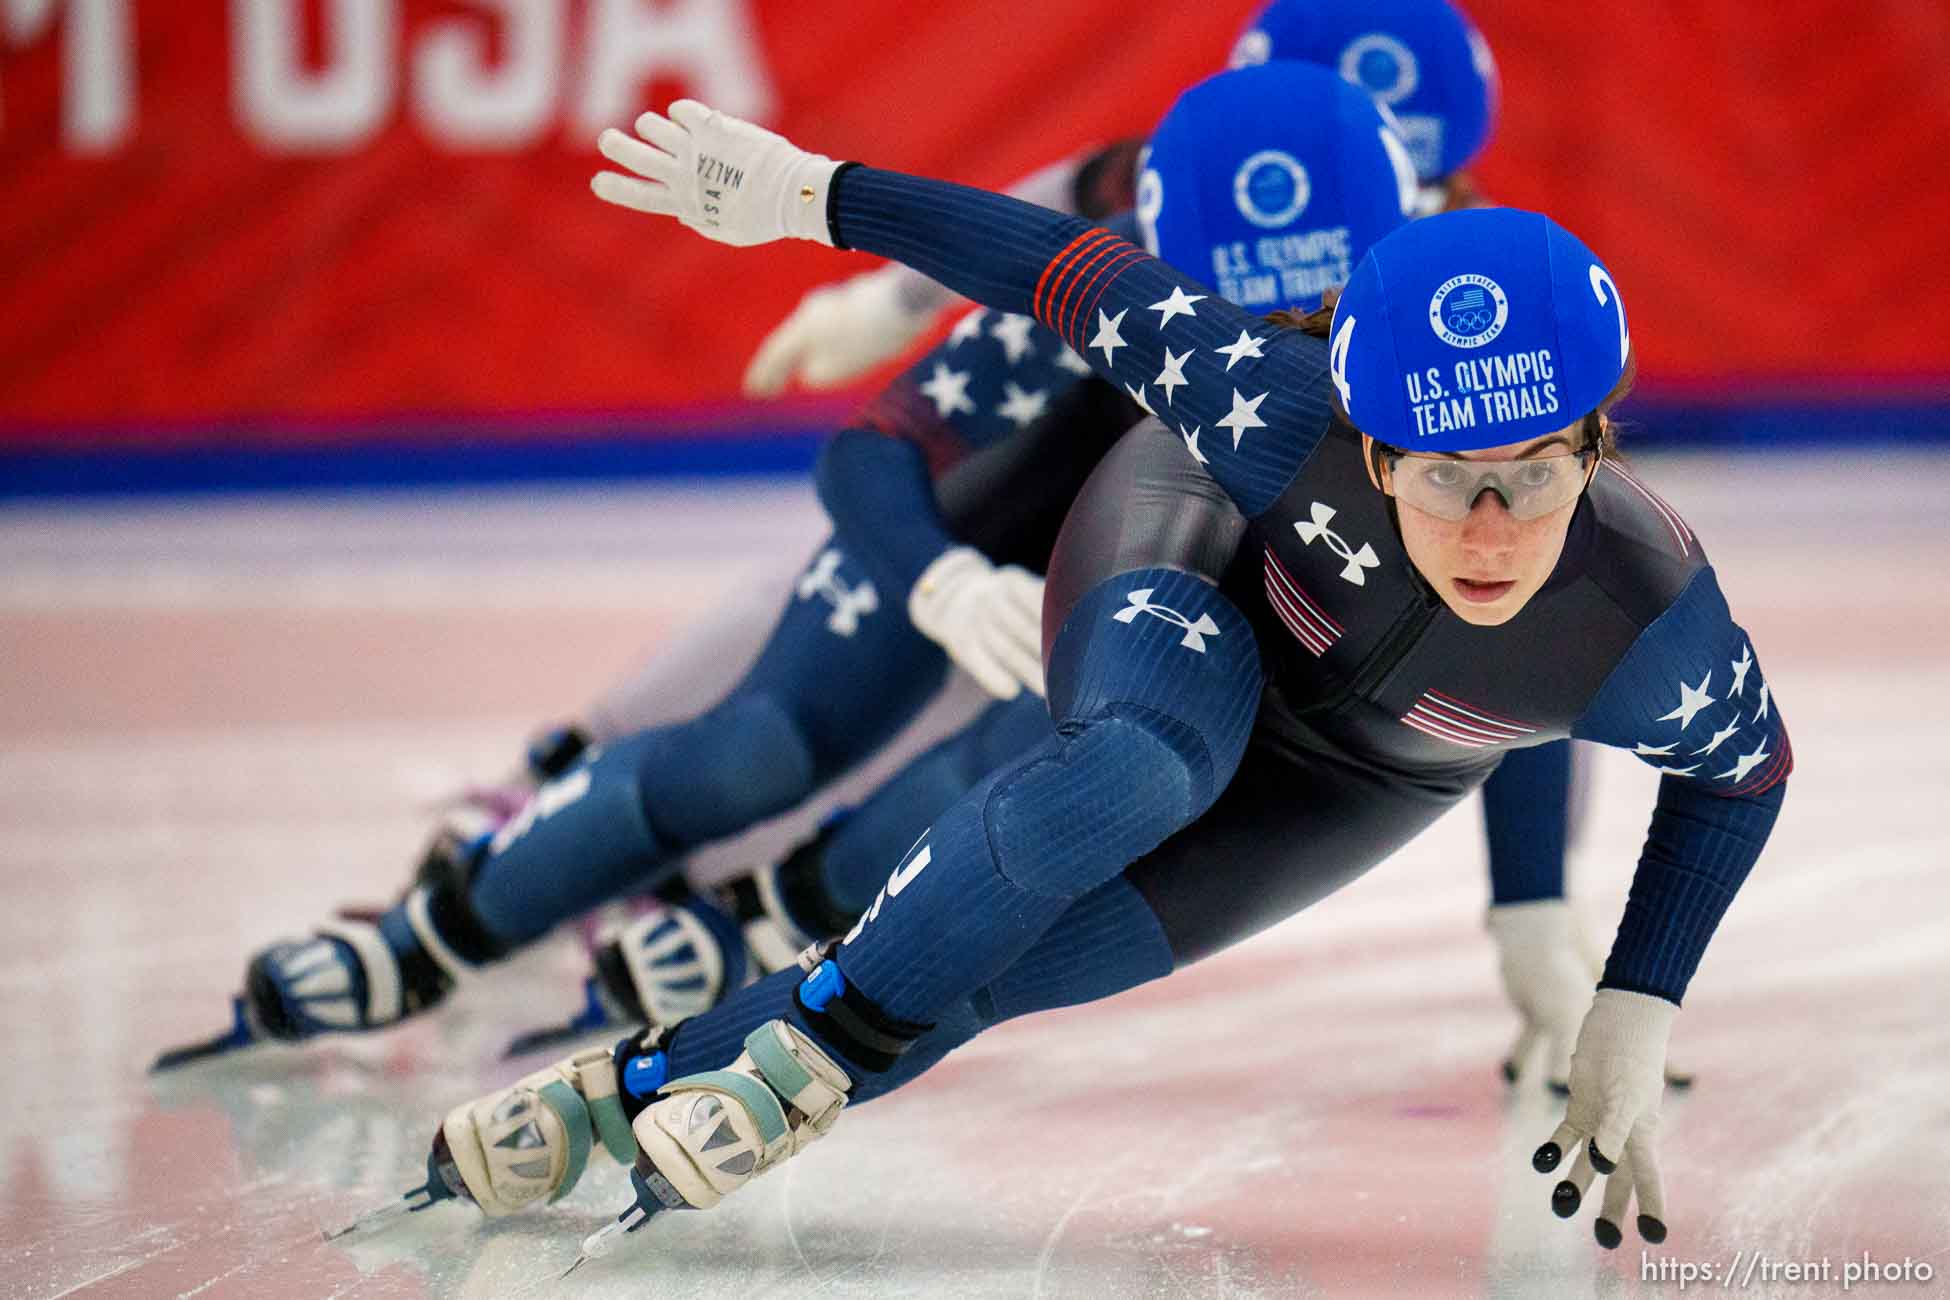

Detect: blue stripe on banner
0,429,825,500
3,398,1946,499
1619,397,1950,446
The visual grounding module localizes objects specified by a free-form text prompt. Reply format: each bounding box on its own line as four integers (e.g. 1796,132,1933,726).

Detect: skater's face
1378,423,1594,627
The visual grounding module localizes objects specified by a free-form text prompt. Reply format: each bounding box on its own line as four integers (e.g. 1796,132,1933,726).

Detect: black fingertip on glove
1593,1217,1622,1249
1531,1142,1563,1173
1638,1214,1667,1244
1587,1139,1617,1175
1551,1181,1581,1218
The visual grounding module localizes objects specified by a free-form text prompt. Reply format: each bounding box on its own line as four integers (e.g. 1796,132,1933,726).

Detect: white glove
1486,900,1595,1093
744,265,948,395
907,546,1046,700
592,100,839,247
1489,899,1697,1094
1532,988,1675,1248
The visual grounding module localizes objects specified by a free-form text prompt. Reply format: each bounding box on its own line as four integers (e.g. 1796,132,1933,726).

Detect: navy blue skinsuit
625,167,1788,1107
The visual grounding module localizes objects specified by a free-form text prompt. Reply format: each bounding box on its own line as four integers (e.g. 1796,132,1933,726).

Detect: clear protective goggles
1383,448,1598,521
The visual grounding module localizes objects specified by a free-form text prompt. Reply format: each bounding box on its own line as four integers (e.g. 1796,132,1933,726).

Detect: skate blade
559,1203,657,1278
322,1176,453,1242
149,997,257,1073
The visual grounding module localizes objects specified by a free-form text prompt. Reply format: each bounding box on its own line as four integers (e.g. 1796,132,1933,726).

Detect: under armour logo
1293,503,1380,586
1112,587,1221,652
796,548,880,636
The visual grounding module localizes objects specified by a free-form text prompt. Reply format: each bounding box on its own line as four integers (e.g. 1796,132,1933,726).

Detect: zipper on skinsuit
1290,566,1443,719
1346,573,1443,702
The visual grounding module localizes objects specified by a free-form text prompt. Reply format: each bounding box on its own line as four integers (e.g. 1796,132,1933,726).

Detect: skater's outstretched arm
592,103,1336,521
741,141,1135,396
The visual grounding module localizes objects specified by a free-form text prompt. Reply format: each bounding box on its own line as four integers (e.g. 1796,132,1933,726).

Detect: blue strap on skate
664,1069,788,1147
587,1092,637,1167
536,1080,594,1203
743,1024,814,1104
798,958,845,1011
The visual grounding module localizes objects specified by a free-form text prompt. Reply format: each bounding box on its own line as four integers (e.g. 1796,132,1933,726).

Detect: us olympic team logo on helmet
1428,274,1509,349
1339,33,1420,106
1233,149,1310,229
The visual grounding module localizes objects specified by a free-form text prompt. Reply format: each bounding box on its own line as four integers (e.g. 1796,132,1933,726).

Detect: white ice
2,451,1946,1299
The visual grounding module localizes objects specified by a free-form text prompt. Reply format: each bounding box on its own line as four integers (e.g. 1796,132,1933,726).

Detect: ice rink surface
3,452,1947,1300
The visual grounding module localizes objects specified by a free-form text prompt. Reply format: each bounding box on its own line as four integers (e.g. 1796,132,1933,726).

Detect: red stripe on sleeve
1032,230,1114,328
1070,247,1148,342
1054,238,1131,347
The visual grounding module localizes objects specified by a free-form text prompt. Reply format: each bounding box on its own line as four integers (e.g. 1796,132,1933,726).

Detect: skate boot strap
741,1022,849,1127
315,921,402,1025
659,1071,790,1153
527,1048,639,1200
654,1019,852,1156
794,954,930,1073
565,1046,640,1168
533,1081,596,1202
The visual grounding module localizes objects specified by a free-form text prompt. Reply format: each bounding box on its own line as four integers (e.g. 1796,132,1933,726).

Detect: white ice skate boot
434,1045,641,1215
628,1018,852,1213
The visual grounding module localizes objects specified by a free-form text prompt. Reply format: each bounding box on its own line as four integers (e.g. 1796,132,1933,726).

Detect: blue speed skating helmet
1138,61,1418,313
1327,206,1631,451
1229,0,1498,183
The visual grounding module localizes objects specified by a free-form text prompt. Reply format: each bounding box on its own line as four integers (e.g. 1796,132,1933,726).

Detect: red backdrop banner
2,1,1946,449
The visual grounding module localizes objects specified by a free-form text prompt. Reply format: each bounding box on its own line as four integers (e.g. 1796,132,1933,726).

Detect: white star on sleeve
989,313,1037,365
1216,388,1269,449
1054,347,1095,376
1214,329,1268,372
1655,672,1716,731
1655,764,1702,777
917,363,976,418
1123,382,1155,416
1753,680,1771,723
1693,717,1742,757
1728,643,1754,698
1088,308,1129,367
1179,424,1208,465
1148,285,1205,328
995,382,1048,428
1633,741,1677,757
1719,740,1772,784
1154,347,1192,405
947,309,987,348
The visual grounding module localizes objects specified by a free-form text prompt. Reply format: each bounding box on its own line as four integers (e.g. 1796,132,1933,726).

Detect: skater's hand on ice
1489,900,1697,1094
908,546,1046,699
1531,989,1675,1248
744,265,941,395
1486,899,1593,1093
593,101,841,247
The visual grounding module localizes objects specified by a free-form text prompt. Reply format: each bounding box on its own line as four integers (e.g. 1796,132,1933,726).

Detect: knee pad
1046,567,1262,794
633,693,818,846
978,568,1261,900
982,711,1203,899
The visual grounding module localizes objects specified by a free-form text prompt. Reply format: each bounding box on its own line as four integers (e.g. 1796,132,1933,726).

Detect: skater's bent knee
984,710,1206,898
